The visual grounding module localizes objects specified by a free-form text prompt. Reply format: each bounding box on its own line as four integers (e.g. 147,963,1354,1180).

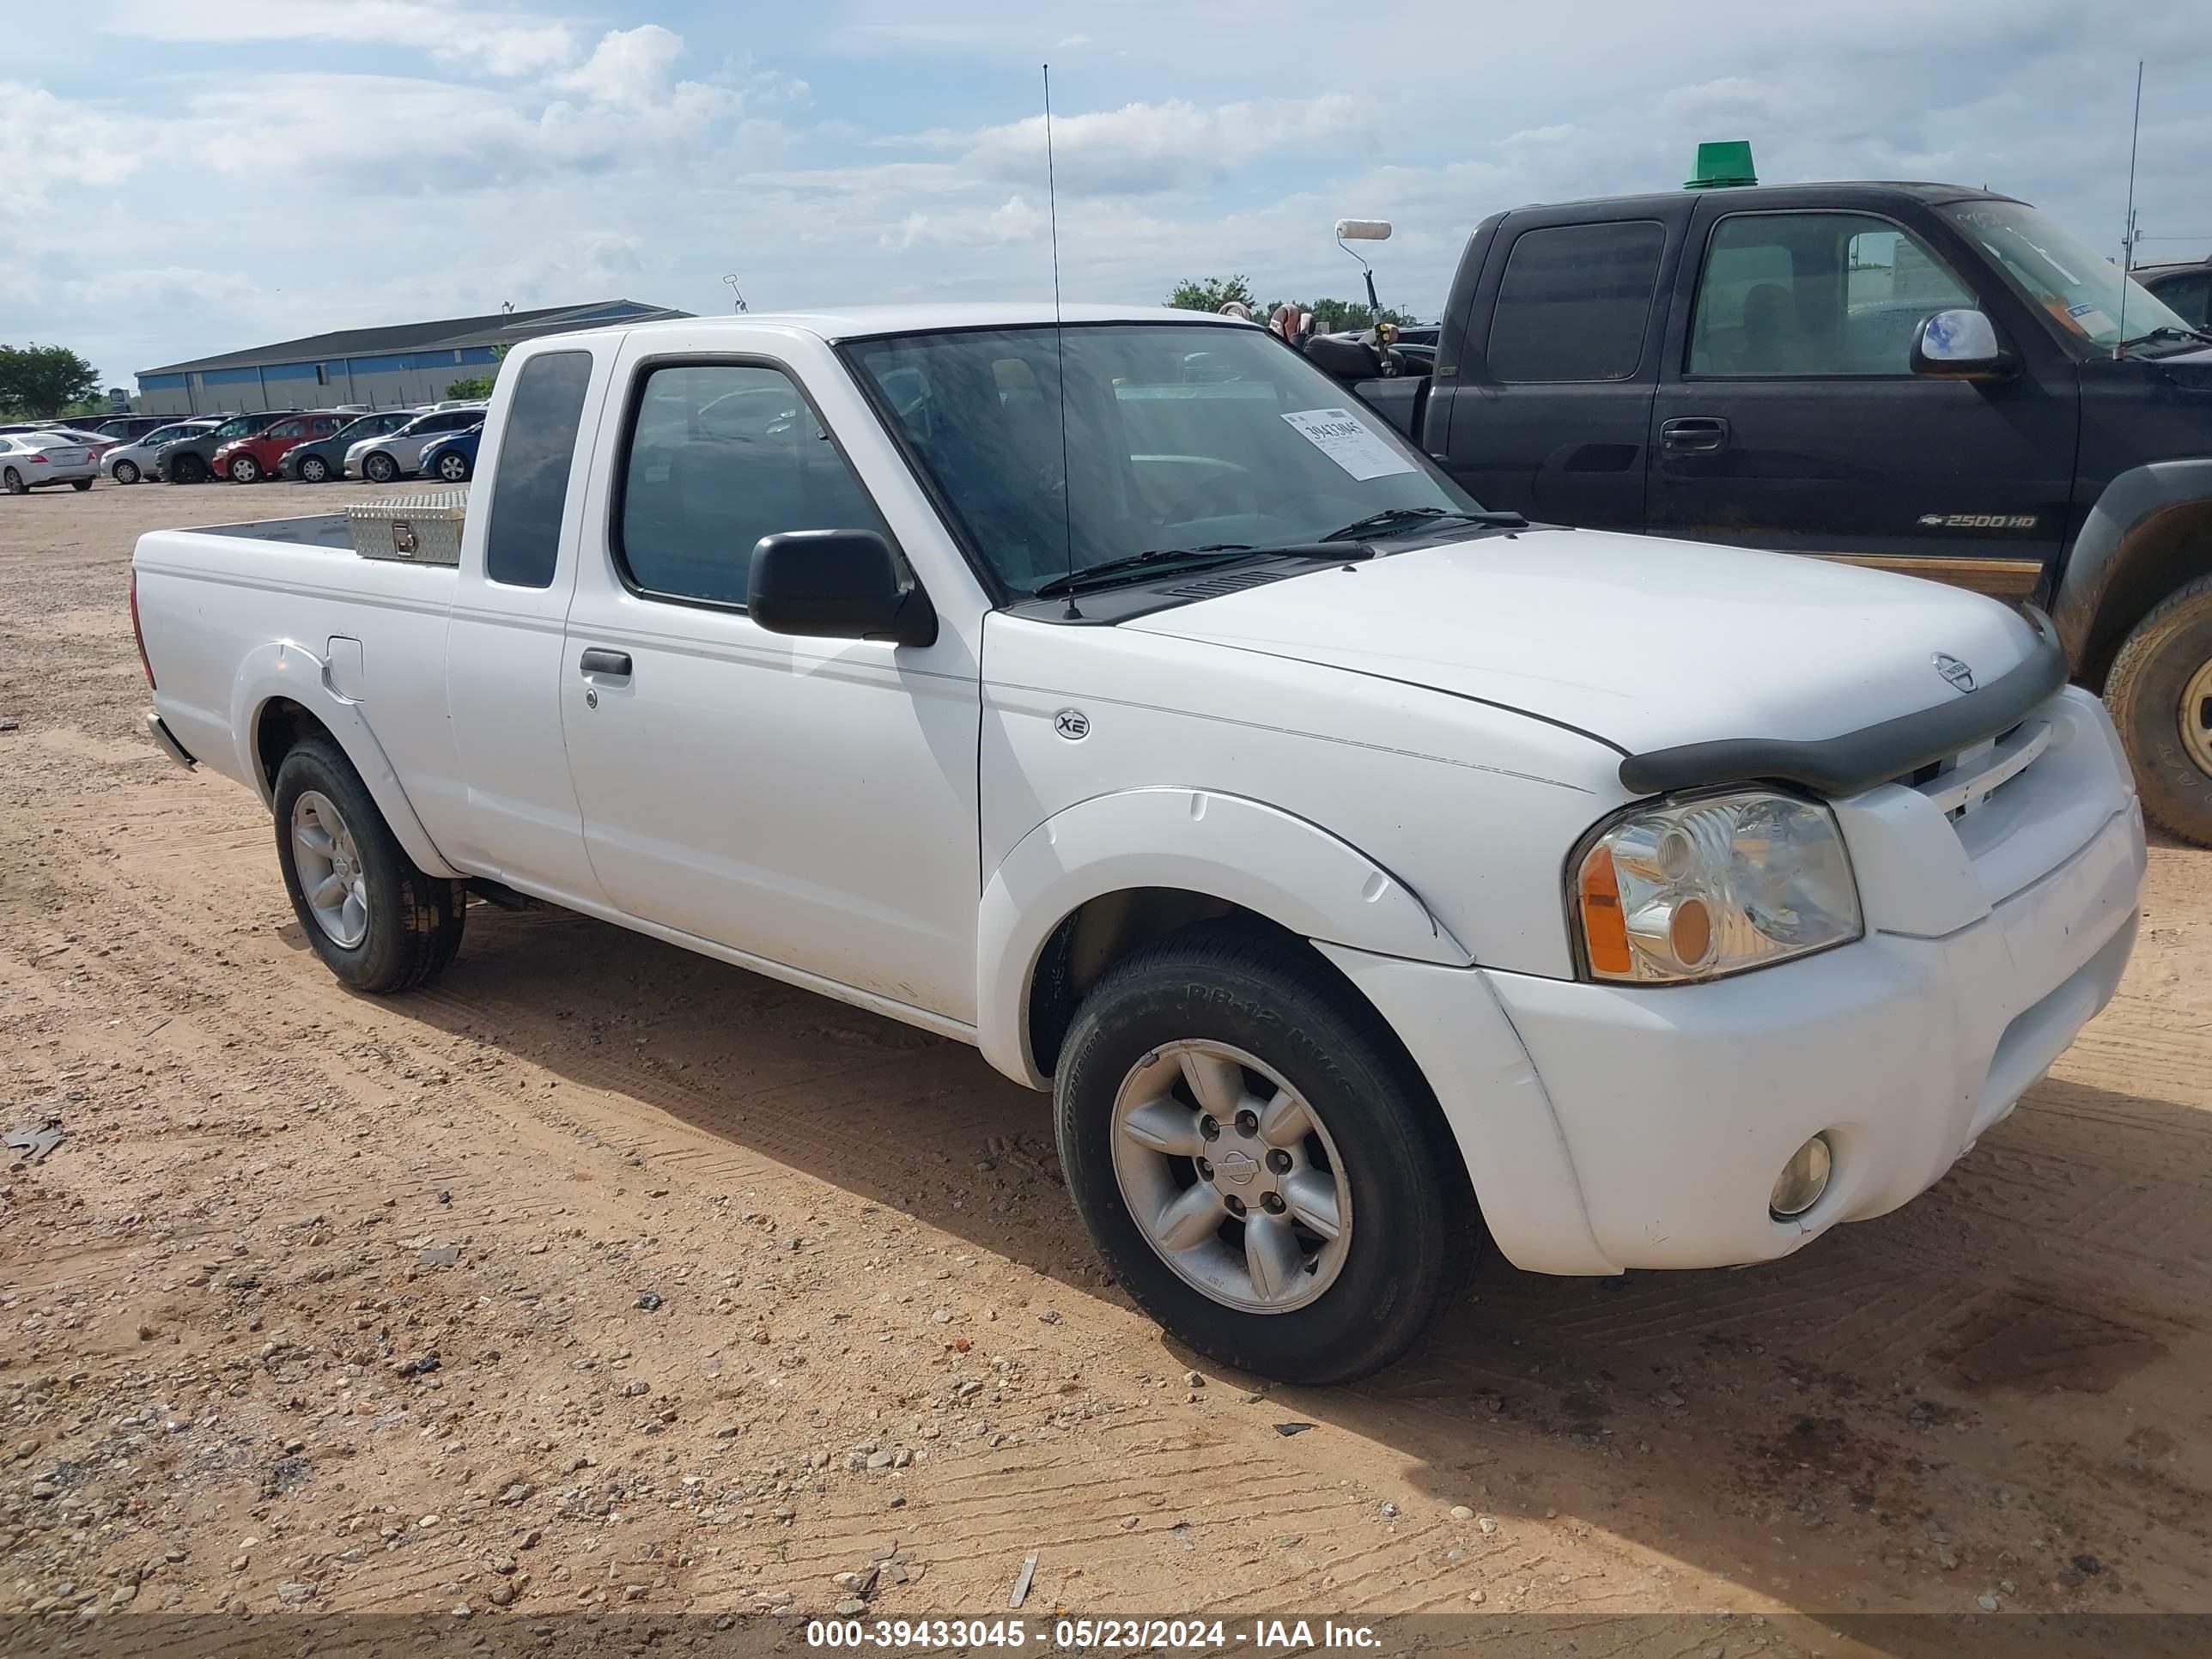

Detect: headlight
1571,789,1861,983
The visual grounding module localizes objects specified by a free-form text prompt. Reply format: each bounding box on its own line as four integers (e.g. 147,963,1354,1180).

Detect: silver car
0,432,100,495
105,420,219,486
346,406,487,482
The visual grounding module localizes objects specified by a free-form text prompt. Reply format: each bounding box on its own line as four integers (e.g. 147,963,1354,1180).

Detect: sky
8,0,2212,391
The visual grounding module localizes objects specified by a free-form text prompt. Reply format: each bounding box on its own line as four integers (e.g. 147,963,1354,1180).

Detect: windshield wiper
1031,542,1370,599
2115,325,2212,355
1320,506,1527,542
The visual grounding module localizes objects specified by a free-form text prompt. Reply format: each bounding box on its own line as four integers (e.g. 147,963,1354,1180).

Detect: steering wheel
1164,471,1262,522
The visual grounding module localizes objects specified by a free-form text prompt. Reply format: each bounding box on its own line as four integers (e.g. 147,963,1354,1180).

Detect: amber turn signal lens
1577,843,1632,976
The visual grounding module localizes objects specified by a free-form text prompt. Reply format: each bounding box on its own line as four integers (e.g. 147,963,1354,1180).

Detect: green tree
444,343,510,402
1165,275,1256,313
0,343,101,418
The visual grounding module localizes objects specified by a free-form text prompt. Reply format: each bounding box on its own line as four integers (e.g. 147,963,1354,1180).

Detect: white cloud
556,25,689,106
957,94,1375,195
100,0,579,77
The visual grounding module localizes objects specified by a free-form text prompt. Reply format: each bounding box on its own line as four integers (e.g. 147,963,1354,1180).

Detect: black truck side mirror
747,529,938,647
1911,309,2014,381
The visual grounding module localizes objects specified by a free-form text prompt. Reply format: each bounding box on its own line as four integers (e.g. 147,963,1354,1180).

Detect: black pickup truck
1327,177,2212,842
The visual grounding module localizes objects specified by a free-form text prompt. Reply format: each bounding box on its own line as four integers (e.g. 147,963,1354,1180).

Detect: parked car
88,414,183,445
1302,159,2212,843
281,410,419,483
37,427,120,462
155,411,299,483
1,431,99,493
212,411,349,483
131,306,2145,1383
416,423,483,483
347,406,486,481
106,421,216,484
2135,258,2212,330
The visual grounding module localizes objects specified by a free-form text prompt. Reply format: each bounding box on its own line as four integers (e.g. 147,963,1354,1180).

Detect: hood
1123,528,2042,755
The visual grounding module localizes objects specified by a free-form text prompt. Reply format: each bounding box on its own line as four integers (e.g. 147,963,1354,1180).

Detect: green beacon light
1685,140,1758,190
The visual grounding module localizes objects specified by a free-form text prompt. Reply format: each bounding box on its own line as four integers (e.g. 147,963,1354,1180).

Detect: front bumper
1325,688,2147,1276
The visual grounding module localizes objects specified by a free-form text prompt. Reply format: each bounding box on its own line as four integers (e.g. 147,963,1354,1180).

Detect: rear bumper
144,709,198,769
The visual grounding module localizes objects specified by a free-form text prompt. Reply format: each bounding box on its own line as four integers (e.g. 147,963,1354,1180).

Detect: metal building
135,299,689,416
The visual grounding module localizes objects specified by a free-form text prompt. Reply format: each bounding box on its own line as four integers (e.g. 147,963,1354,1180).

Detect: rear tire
70,478,93,492
2,468,22,495
272,738,466,993
112,459,140,485
1054,921,1480,1385
2106,572,2212,845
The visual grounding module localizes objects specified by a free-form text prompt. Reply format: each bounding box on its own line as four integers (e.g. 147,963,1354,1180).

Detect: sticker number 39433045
1280,408,1417,482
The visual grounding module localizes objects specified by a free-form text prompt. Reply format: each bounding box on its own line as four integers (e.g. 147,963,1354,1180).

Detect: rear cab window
482,350,593,589
1486,221,1667,382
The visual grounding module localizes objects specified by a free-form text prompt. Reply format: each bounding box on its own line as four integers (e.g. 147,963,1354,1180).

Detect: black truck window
1486,221,1664,383
1688,213,1973,377
483,349,592,589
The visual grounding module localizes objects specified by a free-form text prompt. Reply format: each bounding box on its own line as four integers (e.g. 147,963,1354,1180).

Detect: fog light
1769,1133,1832,1220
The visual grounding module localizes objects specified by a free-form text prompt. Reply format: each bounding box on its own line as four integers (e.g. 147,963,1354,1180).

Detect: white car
129,305,2146,1383
106,420,219,485
0,432,99,494
345,406,486,482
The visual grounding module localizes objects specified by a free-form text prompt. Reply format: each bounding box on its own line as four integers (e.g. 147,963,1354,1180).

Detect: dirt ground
3,481,2209,1640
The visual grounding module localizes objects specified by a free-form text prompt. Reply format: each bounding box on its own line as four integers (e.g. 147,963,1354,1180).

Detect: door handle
579,648,632,678
1660,416,1730,454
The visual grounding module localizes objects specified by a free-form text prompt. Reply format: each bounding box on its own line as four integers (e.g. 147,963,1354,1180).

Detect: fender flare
975,787,1470,1087
229,639,462,879
2052,459,2212,677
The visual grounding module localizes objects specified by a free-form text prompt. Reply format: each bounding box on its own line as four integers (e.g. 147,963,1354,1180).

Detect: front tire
169,453,209,484
1054,921,1479,1385
272,739,466,993
2106,572,2212,845
113,459,140,484
298,455,330,483
363,453,398,483
434,450,471,483
229,454,261,483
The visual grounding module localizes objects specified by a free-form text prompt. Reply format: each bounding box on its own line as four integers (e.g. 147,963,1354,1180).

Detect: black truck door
1432,202,1689,530
1646,202,2075,599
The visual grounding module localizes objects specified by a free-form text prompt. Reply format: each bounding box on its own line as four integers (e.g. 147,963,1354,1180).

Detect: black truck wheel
1054,920,1480,1384
272,738,466,992
2105,572,2212,846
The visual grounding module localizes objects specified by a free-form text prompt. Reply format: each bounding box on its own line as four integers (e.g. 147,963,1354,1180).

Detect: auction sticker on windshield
1280,408,1415,482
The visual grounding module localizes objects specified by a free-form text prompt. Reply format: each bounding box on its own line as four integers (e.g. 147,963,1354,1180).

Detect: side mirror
1911,308,2013,380
747,529,937,647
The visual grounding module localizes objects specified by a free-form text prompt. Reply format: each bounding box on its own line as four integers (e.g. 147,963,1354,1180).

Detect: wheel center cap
1213,1148,1260,1187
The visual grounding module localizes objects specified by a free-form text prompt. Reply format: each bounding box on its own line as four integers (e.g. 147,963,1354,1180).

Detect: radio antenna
1044,63,1080,618
2115,58,2142,359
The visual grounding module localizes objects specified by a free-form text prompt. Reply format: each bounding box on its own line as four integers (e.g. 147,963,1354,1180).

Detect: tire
363,453,398,483
1054,920,1480,1385
229,454,261,483
169,453,208,484
298,455,330,484
2105,571,2212,845
2,468,22,495
112,459,140,485
434,450,471,483
71,478,94,492
271,738,466,994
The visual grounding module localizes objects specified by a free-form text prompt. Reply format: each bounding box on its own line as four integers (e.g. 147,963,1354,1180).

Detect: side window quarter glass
1485,221,1666,383
482,350,593,590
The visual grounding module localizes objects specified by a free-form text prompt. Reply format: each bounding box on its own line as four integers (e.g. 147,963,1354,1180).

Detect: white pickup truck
131,304,2146,1382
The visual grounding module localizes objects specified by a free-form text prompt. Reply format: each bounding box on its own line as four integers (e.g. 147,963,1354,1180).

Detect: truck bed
188,514,358,550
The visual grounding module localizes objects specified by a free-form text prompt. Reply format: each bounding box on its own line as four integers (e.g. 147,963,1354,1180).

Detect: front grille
1905,719,2048,823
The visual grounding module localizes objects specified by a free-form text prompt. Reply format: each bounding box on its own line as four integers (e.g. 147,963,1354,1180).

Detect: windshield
842,323,1484,599
1940,199,2191,348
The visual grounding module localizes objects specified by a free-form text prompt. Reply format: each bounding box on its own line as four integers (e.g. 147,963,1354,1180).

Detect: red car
210,411,349,483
